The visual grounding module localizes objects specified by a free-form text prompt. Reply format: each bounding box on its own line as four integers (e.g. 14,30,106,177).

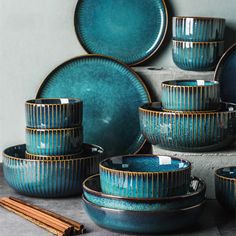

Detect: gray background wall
1,0,236,159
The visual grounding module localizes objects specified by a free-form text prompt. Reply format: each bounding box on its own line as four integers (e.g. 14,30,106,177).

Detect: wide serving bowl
26,126,83,155
25,98,83,128
162,80,219,111
173,16,225,42
99,155,191,198
215,167,236,212
172,40,224,71
83,174,206,211
3,143,103,198
83,195,206,234
139,102,236,152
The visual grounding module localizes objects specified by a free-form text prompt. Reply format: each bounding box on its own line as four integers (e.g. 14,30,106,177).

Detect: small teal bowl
139,102,236,152
173,17,225,42
215,167,236,212
83,195,206,234
3,143,104,198
25,98,83,128
162,80,220,111
99,155,191,198
172,40,224,71
83,174,206,211
26,126,83,155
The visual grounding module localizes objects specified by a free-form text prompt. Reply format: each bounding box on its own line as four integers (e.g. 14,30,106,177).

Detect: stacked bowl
172,16,225,71
3,98,104,197
82,154,206,234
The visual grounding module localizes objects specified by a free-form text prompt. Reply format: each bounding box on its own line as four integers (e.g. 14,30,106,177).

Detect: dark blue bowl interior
216,167,236,179
163,80,217,87
101,156,189,172
27,98,81,105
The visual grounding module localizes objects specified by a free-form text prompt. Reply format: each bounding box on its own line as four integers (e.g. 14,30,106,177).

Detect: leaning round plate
214,43,236,103
37,55,151,157
74,0,168,65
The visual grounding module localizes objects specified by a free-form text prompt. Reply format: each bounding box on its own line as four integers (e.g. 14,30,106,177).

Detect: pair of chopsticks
0,197,85,236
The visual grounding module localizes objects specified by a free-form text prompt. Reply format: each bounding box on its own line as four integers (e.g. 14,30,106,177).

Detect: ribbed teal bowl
25,126,83,155
161,80,220,111
99,155,191,198
172,40,224,71
139,102,236,152
215,167,236,212
25,98,83,129
3,143,104,198
173,17,225,42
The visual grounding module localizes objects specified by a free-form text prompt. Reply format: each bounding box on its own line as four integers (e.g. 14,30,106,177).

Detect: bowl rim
172,16,225,21
25,98,82,106
215,166,236,181
161,80,219,88
25,126,83,132
172,40,224,45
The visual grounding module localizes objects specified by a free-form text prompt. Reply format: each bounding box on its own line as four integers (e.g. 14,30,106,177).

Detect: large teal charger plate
37,55,151,157
74,0,168,65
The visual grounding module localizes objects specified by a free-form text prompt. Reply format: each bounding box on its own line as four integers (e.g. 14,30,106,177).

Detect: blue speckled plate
37,55,151,157
214,43,236,103
74,0,168,66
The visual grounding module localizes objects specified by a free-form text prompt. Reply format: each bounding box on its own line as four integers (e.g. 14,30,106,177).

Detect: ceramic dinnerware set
172,17,225,71
82,154,206,234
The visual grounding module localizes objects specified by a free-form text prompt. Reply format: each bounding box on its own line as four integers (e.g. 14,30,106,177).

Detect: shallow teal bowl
162,80,220,111
26,126,83,155
139,102,236,152
172,40,224,71
25,98,83,128
215,167,236,212
83,195,206,234
3,143,104,198
83,174,206,211
99,155,191,198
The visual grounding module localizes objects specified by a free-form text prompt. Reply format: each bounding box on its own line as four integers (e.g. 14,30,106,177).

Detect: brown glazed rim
25,126,82,132
161,80,219,88
25,98,82,106
173,16,225,21
99,154,191,175
25,151,82,159
83,174,206,202
74,1,168,66
215,167,236,181
173,40,224,45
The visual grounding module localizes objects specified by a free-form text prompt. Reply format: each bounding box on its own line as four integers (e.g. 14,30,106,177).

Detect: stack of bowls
139,80,236,152
82,154,206,234
172,16,225,71
3,98,104,197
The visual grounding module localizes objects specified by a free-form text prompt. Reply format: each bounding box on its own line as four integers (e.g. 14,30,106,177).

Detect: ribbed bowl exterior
3,144,104,198
25,99,83,128
26,126,83,155
172,40,224,71
173,17,225,42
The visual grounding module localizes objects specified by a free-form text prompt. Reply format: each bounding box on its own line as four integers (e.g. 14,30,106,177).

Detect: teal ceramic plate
74,0,168,65
37,55,151,157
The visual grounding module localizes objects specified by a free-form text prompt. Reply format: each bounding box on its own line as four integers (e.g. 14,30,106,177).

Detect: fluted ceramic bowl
162,80,220,111
25,98,83,128
139,102,236,152
99,155,191,198
26,126,83,155
173,17,225,42
215,167,236,212
3,143,103,198
83,174,206,211
172,40,224,71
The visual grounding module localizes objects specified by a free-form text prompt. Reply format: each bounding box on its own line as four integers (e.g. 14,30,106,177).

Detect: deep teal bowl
173,17,225,42
215,167,236,212
83,195,206,234
3,144,104,198
25,98,83,128
83,174,206,211
172,40,224,71
139,102,236,152
99,155,191,198
161,80,220,111
25,126,83,155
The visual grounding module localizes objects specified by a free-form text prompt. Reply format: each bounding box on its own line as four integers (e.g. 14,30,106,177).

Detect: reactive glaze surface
3,144,104,198
37,55,150,157
74,0,168,65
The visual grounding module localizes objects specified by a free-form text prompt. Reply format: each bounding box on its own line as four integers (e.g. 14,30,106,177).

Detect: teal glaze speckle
37,55,150,157
74,0,168,65
83,175,206,211
83,195,205,234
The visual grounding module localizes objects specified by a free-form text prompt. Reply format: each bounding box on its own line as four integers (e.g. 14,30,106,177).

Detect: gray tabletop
0,164,235,236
